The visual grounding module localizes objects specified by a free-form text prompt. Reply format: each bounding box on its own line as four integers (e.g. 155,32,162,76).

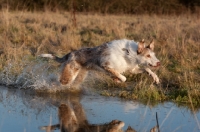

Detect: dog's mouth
149,62,160,67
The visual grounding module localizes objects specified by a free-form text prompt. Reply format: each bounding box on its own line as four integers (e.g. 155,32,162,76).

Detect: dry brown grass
0,9,199,104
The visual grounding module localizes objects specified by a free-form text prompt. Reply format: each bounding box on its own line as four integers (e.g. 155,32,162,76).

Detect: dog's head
136,39,160,68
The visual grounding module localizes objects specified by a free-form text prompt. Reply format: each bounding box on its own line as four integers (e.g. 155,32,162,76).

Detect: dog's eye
146,54,151,58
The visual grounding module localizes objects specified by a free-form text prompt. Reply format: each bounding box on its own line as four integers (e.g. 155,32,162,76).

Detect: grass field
0,9,199,107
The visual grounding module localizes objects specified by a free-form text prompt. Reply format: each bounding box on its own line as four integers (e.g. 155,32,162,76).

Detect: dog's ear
137,40,145,54
122,48,130,55
146,39,154,51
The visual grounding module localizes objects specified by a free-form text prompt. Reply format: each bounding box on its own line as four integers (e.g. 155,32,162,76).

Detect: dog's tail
39,53,71,63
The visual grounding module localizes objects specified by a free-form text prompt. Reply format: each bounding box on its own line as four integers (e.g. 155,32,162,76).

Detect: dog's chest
112,57,134,73
105,40,138,73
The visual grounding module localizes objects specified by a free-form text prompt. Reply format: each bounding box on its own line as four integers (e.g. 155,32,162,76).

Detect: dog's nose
157,62,161,66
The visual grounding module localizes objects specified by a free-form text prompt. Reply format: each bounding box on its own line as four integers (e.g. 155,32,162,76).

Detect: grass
0,9,200,108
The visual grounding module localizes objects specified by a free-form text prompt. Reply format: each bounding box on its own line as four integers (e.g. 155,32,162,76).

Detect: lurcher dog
39,39,160,86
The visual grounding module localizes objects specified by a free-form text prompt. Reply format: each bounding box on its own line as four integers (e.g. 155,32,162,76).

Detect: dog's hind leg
72,69,88,87
60,61,81,85
103,66,126,82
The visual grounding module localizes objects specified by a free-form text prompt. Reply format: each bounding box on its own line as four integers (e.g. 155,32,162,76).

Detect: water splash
0,59,105,91
0,61,61,90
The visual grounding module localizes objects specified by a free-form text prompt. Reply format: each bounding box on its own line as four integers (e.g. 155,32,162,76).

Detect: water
0,86,199,132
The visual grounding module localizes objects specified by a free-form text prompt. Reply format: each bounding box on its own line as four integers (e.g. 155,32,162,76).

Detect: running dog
39,39,160,86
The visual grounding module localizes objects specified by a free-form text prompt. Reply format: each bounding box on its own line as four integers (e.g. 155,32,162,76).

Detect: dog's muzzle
149,62,160,67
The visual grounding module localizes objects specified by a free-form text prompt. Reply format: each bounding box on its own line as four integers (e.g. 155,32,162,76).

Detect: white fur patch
39,54,54,59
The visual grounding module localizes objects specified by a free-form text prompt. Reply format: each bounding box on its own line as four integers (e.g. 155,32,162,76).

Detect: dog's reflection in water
39,98,159,132
40,103,125,132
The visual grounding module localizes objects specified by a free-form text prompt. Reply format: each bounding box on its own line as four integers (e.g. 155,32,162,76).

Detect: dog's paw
113,78,122,83
153,76,160,84
119,75,126,82
151,74,160,84
155,80,160,84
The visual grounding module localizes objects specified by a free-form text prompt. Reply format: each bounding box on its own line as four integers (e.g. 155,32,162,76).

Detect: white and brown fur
39,39,160,86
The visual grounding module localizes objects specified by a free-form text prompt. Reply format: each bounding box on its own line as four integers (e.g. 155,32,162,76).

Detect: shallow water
0,86,200,132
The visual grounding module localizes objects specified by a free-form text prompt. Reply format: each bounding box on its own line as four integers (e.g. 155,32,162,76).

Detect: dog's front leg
145,68,160,84
103,66,126,82
131,65,145,74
